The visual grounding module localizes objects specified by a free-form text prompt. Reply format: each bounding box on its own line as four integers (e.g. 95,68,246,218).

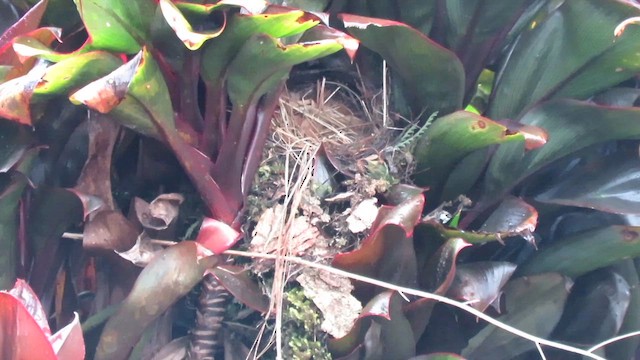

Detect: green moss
283,288,331,360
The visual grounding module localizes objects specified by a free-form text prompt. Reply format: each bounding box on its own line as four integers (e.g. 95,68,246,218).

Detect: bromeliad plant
0,0,356,358
315,0,640,359
4,0,640,359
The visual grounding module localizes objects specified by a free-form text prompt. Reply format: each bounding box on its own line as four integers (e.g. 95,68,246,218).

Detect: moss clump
283,288,331,360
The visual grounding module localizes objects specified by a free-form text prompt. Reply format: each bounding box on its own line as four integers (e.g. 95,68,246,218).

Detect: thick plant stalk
188,273,231,359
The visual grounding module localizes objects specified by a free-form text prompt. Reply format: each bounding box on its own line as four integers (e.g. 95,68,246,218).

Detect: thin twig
60,232,638,358
221,249,606,360
588,330,640,352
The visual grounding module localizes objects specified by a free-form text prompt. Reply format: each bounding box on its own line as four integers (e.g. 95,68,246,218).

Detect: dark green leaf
535,157,640,214
419,237,470,294
447,261,517,312
0,176,28,289
0,118,31,172
605,260,640,359
488,0,640,119
213,265,269,313
479,196,537,245
551,269,630,345
485,100,640,201
462,273,572,359
518,225,640,278
442,0,531,93
339,13,464,115
328,291,415,359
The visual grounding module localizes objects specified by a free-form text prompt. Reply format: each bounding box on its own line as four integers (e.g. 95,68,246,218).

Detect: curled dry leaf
134,193,185,230
297,268,362,338
115,233,164,267
74,113,120,211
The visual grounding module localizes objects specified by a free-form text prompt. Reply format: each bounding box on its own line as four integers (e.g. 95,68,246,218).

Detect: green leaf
33,51,122,96
462,273,572,359
535,156,640,214
605,260,640,359
488,0,640,119
200,10,319,90
70,48,235,223
418,237,470,294
0,119,32,172
73,0,156,53
226,34,342,108
551,269,630,345
442,0,531,93
0,176,28,289
158,0,224,51
447,261,517,312
95,241,218,360
413,111,524,195
339,13,464,115
485,100,640,200
518,225,640,278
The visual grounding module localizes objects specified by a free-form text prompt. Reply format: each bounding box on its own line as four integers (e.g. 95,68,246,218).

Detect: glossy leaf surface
486,100,640,200
332,194,423,300
95,241,218,360
462,273,572,359
551,269,630,345
535,157,640,214
488,0,640,119
74,0,156,53
328,291,415,359
447,261,517,312
339,13,464,115
413,111,525,195
518,225,640,278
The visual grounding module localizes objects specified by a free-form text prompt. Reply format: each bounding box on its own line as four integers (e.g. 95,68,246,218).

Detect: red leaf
0,291,56,360
0,0,48,63
50,313,85,360
196,217,242,254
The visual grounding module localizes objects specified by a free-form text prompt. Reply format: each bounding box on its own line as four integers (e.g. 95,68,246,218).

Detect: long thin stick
61,232,632,359
222,249,606,360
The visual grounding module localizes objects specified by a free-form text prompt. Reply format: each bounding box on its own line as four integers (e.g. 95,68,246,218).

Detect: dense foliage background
2,0,640,359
